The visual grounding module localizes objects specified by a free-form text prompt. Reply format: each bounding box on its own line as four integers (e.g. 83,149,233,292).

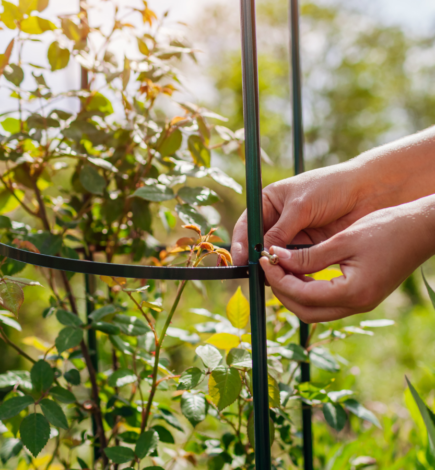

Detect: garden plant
0,1,396,469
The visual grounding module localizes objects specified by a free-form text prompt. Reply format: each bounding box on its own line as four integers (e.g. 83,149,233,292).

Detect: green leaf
20,413,50,457
85,92,114,115
142,468,164,470
196,344,222,370
112,315,150,336
104,446,135,464
208,366,241,411
247,414,274,449
188,135,210,167
135,430,159,459
177,186,220,206
151,425,174,444
0,215,12,228
310,347,340,372
343,399,381,428
4,64,23,86
207,168,242,194
49,386,76,404
47,41,70,71
25,232,62,256
79,165,106,195
39,398,68,430
131,198,152,232
89,304,122,321
226,348,252,369
55,327,83,354
323,402,347,431
0,282,24,316
30,360,54,393
0,395,34,420
56,309,83,327
285,343,308,362
155,407,183,431
422,269,435,309
226,287,250,329
175,204,208,233
20,15,56,34
0,312,21,331
64,369,80,385
180,391,207,427
177,367,205,391
132,184,175,202
268,374,280,408
0,117,20,134
109,335,134,355
406,377,435,449
0,438,23,463
158,128,182,157
108,369,137,388
77,457,89,469
92,321,120,335
359,319,394,328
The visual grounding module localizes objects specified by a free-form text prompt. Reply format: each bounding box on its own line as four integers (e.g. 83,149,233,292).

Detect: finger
231,210,249,266
232,193,282,266
263,204,309,251
261,259,352,308
270,237,350,275
271,288,352,323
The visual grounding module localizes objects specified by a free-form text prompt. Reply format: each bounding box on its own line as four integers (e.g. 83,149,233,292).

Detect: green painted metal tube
290,1,314,469
240,1,272,469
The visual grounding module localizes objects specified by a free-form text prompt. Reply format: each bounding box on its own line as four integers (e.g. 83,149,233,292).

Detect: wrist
351,126,435,212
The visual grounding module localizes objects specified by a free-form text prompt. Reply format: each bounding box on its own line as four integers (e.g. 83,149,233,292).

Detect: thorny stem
141,279,188,432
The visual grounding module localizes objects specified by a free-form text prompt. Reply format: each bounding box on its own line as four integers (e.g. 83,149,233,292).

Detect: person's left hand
260,196,435,323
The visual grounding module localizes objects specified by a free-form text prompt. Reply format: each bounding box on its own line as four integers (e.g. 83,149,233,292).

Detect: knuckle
265,224,288,246
297,248,312,270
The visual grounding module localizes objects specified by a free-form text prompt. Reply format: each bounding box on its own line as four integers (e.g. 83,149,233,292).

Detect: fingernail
271,246,291,260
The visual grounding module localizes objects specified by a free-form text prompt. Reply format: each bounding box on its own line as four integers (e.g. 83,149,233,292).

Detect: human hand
232,126,435,266
260,196,435,323
232,161,375,265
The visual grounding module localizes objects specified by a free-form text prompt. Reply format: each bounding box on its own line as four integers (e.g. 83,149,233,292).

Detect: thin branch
0,326,36,364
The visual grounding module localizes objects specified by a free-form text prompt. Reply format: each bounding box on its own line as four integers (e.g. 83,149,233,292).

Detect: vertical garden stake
240,1,272,469
290,1,314,469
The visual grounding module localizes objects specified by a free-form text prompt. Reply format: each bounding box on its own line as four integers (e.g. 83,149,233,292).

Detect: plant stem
0,327,36,364
44,432,60,470
60,273,108,465
141,280,188,432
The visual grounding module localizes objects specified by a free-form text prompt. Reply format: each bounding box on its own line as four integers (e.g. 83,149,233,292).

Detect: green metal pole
240,1,272,469
290,1,313,469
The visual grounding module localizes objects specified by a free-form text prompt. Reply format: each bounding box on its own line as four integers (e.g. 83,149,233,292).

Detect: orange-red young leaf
183,224,201,236
13,239,40,254
199,242,214,251
215,248,233,265
176,237,196,247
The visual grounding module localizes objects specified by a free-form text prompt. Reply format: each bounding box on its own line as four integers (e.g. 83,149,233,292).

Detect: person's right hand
232,161,378,265
231,126,435,266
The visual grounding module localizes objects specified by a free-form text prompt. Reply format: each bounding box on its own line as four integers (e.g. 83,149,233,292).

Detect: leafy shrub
0,1,393,469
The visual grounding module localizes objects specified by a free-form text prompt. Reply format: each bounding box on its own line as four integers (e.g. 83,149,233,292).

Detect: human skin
231,126,435,320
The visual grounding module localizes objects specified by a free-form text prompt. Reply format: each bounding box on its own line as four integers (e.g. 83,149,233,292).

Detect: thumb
270,239,348,274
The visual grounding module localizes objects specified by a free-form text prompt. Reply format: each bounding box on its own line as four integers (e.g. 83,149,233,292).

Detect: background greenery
1,0,435,469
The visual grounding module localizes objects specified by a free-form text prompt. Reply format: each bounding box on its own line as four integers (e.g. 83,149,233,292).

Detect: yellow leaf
268,374,280,408
207,333,240,351
141,300,163,312
22,336,50,352
100,276,126,287
226,287,249,329
33,455,51,467
266,296,282,307
241,333,251,344
0,189,25,214
312,268,342,281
